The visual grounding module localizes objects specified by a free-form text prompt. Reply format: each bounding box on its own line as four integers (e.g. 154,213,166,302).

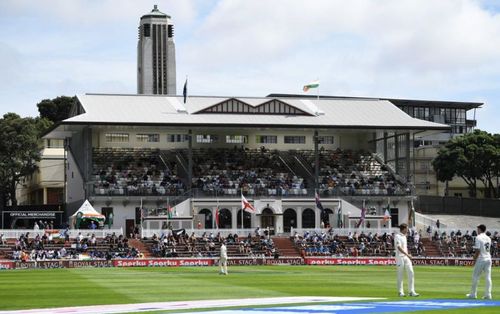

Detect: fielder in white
394,223,419,297
467,224,492,299
219,241,228,275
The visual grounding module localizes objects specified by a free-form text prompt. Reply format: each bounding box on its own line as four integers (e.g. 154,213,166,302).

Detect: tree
37,96,75,124
0,113,52,207
432,130,500,198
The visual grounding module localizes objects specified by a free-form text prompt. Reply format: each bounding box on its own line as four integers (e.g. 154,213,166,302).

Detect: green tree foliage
0,113,52,207
37,96,75,124
432,130,500,198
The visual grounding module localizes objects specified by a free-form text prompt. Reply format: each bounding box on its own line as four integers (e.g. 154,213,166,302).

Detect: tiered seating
92,148,185,196
4,232,142,261
292,230,396,257
191,148,307,196
143,231,279,258
430,230,500,258
298,149,405,196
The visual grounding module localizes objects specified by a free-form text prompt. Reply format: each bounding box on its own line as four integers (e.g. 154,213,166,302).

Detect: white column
296,207,303,229
231,207,238,229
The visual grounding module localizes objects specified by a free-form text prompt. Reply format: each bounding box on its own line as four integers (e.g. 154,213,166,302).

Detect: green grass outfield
0,265,498,313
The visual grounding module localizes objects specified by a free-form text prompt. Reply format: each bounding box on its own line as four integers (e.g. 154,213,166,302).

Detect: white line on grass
0,296,383,314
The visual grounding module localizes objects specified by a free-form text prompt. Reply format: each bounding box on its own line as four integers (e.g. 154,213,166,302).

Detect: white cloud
0,0,499,133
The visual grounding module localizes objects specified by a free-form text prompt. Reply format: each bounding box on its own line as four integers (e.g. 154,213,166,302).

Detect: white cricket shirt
394,233,408,259
474,233,492,260
220,244,228,258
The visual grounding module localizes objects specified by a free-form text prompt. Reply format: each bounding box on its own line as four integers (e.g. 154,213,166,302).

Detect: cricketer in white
467,224,492,299
394,223,419,297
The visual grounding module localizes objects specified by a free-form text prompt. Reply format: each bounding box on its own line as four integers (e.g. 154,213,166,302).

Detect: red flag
241,194,256,213
215,207,220,228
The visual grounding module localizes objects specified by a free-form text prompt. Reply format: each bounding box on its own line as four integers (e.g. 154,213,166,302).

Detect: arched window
302,208,315,228
321,208,334,226
237,210,252,229
283,208,297,232
199,208,213,229
218,208,232,229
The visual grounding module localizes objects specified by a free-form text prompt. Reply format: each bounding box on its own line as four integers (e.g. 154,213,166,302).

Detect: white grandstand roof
61,93,449,130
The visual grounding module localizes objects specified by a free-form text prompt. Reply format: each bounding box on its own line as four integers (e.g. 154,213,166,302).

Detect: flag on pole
315,190,324,213
337,201,343,228
167,205,174,219
140,198,144,222
215,207,220,229
303,80,320,92
356,200,367,228
183,77,188,103
383,200,391,222
241,194,256,213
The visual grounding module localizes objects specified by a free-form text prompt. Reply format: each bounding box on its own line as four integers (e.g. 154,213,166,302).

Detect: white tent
71,200,105,227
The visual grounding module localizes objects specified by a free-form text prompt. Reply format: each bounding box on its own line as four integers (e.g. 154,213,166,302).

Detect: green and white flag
303,80,320,92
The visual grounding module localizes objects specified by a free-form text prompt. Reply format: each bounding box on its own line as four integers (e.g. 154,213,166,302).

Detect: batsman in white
467,224,492,299
219,240,228,275
394,223,419,297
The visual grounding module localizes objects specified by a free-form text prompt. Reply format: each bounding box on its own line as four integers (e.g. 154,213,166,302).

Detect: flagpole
140,197,143,239
240,189,244,230
214,189,218,229
317,78,320,101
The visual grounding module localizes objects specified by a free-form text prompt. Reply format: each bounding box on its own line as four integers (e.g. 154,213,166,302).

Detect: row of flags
139,192,393,229
315,191,392,229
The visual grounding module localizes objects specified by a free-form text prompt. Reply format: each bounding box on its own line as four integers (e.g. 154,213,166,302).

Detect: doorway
125,219,135,238
260,208,275,233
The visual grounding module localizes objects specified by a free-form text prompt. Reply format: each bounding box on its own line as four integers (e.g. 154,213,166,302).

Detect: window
284,136,306,144
256,135,277,144
318,136,334,144
136,133,159,143
143,24,150,37
46,139,64,148
226,135,248,144
167,134,189,142
196,134,218,144
105,133,129,143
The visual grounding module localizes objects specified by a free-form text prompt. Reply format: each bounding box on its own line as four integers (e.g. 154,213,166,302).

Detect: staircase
128,239,153,258
421,238,442,256
272,237,301,257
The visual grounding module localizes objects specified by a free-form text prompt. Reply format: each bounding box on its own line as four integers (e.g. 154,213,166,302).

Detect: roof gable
194,98,312,116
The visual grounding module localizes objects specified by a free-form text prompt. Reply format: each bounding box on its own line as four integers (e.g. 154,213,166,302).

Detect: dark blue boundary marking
240,300,500,313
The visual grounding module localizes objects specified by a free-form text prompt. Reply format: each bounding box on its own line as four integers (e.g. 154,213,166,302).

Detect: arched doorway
218,208,232,229
321,208,334,227
260,208,275,231
237,210,252,229
199,208,213,229
283,208,297,232
302,208,315,228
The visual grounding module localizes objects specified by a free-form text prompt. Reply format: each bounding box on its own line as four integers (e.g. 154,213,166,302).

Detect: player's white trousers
396,256,415,294
470,258,492,297
220,257,228,274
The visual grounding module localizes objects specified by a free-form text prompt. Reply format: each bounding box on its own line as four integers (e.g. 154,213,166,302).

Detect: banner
0,261,14,269
226,257,304,266
305,257,500,267
113,258,214,267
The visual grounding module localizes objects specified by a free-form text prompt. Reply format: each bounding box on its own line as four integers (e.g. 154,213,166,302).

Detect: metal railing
0,228,123,239
141,228,256,238
290,227,399,236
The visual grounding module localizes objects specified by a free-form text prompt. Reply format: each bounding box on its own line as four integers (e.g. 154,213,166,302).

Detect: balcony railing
89,185,411,199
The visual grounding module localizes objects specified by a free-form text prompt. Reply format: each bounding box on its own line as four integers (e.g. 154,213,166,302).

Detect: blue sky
0,0,499,133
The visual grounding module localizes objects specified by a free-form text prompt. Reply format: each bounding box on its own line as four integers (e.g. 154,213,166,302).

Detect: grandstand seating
1,231,142,261
291,229,500,258
190,148,307,197
142,231,280,258
295,149,406,196
92,148,186,196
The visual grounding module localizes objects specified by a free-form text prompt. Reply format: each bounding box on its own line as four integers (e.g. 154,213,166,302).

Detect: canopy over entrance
70,200,105,228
